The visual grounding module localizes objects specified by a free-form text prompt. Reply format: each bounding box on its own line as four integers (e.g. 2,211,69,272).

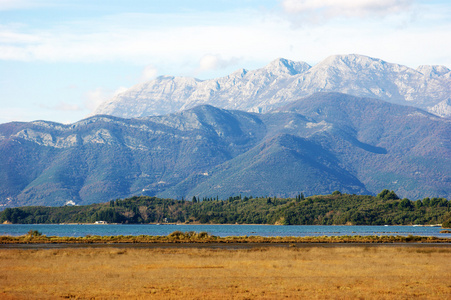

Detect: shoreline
2,241,451,250
2,233,451,246
2,223,445,226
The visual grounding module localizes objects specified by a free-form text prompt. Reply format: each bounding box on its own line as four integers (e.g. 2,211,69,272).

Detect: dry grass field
1,245,450,299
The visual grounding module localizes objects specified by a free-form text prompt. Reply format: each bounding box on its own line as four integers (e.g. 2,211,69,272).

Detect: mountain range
1,92,449,207
94,54,451,118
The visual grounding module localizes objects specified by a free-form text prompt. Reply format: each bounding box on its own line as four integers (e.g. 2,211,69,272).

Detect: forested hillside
1,191,449,226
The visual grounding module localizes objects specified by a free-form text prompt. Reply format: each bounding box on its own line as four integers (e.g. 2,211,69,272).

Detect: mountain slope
1,93,449,207
160,93,450,200
161,133,369,199
269,93,450,199
94,54,451,118
0,107,266,206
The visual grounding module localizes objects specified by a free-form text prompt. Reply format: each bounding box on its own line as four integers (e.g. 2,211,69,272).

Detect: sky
1,0,450,124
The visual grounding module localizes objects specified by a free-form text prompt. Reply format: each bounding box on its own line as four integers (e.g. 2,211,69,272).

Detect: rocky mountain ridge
1,93,449,207
94,54,451,118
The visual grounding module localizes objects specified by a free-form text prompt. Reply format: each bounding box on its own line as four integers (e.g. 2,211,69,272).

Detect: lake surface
1,224,449,238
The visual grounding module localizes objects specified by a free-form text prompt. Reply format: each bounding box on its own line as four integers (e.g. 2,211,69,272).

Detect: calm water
1,224,449,238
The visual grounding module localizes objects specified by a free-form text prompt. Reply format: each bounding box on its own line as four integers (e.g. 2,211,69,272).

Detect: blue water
1,224,449,238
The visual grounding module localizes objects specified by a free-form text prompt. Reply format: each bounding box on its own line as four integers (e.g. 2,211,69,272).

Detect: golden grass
1,245,450,299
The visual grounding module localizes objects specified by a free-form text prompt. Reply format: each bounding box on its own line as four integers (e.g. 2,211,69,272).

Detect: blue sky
1,0,450,124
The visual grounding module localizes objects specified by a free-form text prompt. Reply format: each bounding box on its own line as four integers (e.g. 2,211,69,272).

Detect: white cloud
198,54,240,72
84,88,109,111
0,12,263,64
84,87,128,112
140,65,158,81
0,3,449,72
281,0,414,22
199,55,219,71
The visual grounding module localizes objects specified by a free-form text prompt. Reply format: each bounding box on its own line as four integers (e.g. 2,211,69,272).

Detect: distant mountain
1,93,449,207
94,54,451,118
0,106,265,207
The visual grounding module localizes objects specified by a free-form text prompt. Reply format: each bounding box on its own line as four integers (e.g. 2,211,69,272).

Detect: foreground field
1,245,450,299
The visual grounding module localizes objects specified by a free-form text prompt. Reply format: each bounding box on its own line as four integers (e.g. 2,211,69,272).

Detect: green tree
415,200,423,209
399,198,413,209
377,189,399,200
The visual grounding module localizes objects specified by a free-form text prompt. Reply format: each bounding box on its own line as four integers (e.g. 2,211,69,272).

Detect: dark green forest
1,190,450,226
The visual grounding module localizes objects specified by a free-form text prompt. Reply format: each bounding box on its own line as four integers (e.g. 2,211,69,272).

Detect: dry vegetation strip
1,245,450,299
2,231,451,244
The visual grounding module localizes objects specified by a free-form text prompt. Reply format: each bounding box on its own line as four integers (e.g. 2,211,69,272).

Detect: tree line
1,190,450,226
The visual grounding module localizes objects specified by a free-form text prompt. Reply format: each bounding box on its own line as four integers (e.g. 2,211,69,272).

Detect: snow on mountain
93,54,451,118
